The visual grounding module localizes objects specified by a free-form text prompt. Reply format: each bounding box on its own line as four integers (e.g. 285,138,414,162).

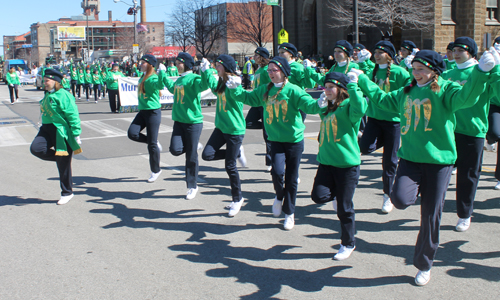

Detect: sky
0,0,177,54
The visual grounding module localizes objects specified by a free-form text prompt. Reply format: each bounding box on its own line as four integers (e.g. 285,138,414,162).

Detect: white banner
20,74,36,84
117,77,217,113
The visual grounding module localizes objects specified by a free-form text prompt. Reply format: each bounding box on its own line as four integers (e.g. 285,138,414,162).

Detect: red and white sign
148,46,196,59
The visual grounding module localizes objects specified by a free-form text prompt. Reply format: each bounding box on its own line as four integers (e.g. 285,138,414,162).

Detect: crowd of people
29,36,500,287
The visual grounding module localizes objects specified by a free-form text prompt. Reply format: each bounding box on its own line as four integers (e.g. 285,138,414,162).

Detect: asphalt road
1,84,500,299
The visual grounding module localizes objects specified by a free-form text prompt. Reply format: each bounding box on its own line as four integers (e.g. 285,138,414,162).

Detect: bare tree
187,0,227,57
226,0,273,48
115,27,154,59
327,0,434,34
165,6,194,52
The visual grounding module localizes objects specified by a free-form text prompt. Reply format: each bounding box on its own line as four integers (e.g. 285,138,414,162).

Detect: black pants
93,84,101,101
202,128,244,202
311,164,360,247
245,106,271,166
486,104,500,180
30,124,73,196
455,133,484,218
102,83,107,96
128,109,162,173
108,89,121,113
359,118,400,195
70,80,78,98
83,83,91,99
169,121,203,189
8,85,19,103
76,83,83,98
243,74,250,89
391,159,453,271
271,140,304,215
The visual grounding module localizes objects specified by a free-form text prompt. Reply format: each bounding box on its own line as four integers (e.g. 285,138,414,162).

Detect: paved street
1,84,500,299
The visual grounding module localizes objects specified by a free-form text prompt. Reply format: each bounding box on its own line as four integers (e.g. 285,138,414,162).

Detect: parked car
36,66,69,90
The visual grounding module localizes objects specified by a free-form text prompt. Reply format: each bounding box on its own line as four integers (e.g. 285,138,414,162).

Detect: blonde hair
138,63,155,95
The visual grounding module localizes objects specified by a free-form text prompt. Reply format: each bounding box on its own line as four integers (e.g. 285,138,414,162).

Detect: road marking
0,127,29,146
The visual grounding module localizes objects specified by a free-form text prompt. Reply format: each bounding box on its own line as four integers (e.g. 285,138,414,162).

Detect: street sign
278,29,288,44
267,0,279,5
22,44,33,48
61,51,66,59
133,44,139,54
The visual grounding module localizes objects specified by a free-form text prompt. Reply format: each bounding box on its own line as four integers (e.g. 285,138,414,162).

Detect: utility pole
353,0,359,44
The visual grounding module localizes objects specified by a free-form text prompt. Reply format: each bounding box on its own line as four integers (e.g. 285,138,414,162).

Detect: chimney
108,10,112,22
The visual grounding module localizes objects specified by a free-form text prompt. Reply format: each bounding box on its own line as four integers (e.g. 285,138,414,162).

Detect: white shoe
57,194,74,205
297,177,301,184
227,198,244,217
381,194,393,213
147,170,162,183
95,101,98,104
455,217,471,232
272,196,283,217
495,181,500,190
10,102,14,105
99,96,102,100
157,141,163,152
452,167,457,175
237,146,247,167
415,269,431,286
78,97,81,100
334,245,355,261
197,143,203,151
266,165,272,172
332,199,337,211
186,186,199,200
284,213,295,230
485,142,496,152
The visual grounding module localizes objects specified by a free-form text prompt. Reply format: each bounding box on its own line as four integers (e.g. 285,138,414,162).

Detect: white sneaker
157,141,163,152
272,197,283,217
147,170,162,183
78,97,81,100
332,199,337,211
297,177,301,184
266,165,272,172
415,269,431,286
197,143,203,151
495,181,500,190
57,194,74,205
381,194,393,213
485,142,496,152
284,213,295,230
237,146,247,167
227,198,244,217
95,101,98,104
452,167,457,175
334,245,355,261
455,217,471,232
186,186,199,200
99,96,102,100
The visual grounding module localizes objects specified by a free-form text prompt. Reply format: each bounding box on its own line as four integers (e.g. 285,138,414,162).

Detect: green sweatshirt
77,71,85,84
61,78,71,90
357,65,490,165
305,61,359,86
202,70,246,135
133,66,143,78
137,72,166,110
40,88,82,156
84,72,92,84
444,59,457,71
289,61,315,89
356,59,376,74
106,71,125,90
6,72,20,85
253,65,271,89
167,66,179,77
442,63,496,138
229,82,322,143
92,73,102,85
69,65,78,81
162,71,209,124
358,63,411,122
317,83,368,168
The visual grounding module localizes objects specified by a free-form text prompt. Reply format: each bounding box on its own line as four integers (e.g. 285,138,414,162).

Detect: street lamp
113,0,140,46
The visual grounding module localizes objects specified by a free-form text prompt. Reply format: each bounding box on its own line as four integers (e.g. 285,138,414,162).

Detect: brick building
274,0,500,58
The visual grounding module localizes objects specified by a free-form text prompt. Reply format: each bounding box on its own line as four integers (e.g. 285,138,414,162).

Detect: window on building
486,0,499,23
442,0,456,24
153,27,155,32
153,37,155,41
108,28,111,32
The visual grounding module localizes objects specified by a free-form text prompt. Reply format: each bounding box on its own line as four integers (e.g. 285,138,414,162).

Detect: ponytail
345,57,350,74
403,78,417,94
215,72,236,95
385,58,392,89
